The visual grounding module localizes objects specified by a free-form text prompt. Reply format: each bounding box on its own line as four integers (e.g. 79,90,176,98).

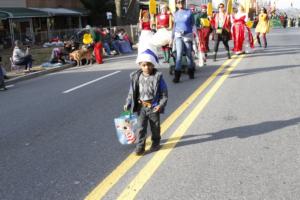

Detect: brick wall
26,0,84,8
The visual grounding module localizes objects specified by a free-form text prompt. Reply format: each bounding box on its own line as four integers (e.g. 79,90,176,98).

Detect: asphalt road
0,28,300,200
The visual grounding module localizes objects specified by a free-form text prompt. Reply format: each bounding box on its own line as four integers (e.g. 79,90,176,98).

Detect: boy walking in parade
124,49,168,155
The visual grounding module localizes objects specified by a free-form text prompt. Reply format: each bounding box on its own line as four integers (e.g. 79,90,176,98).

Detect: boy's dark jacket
125,68,168,113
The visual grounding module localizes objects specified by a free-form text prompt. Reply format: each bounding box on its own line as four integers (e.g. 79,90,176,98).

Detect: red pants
94,42,103,64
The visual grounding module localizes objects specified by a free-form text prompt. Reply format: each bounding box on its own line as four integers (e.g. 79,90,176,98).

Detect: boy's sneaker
150,142,160,152
135,146,145,156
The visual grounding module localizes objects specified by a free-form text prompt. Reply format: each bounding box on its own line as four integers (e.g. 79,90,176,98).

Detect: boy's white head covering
136,49,159,67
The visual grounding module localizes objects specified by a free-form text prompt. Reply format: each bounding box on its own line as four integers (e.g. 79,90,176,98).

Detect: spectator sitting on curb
12,40,33,72
112,29,133,54
111,29,123,55
42,47,74,68
120,29,133,49
0,56,7,91
102,28,113,56
50,47,65,64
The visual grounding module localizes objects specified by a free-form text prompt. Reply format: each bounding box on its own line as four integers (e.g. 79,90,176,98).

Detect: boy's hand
153,106,161,113
123,104,129,111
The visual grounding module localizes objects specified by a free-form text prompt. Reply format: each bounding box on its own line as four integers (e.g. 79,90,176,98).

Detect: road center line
62,71,121,94
117,55,245,200
84,56,237,200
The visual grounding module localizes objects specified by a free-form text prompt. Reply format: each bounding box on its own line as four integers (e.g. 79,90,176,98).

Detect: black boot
135,141,145,156
257,36,262,47
0,82,7,91
188,68,195,79
0,74,6,90
173,70,181,83
213,52,217,61
135,146,145,156
264,41,267,49
227,51,231,59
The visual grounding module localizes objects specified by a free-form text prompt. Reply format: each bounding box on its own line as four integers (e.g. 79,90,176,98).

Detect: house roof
0,7,48,18
0,7,90,19
0,12,9,20
30,8,89,16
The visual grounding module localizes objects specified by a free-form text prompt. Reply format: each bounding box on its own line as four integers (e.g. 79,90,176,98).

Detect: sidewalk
4,51,140,85
3,47,165,85
4,64,74,85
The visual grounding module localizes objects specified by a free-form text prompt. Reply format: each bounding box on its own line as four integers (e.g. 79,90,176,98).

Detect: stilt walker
155,4,173,63
138,10,154,54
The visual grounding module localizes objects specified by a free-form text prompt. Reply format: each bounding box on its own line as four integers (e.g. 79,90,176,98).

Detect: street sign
106,12,112,20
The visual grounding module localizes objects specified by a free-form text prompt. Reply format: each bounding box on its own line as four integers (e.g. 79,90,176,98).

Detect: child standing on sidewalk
124,49,168,155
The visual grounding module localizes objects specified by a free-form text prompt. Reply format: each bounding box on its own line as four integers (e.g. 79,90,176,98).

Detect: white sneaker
198,62,204,67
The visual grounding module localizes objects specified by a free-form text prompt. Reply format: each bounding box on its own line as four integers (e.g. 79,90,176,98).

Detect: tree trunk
115,0,123,25
125,0,138,24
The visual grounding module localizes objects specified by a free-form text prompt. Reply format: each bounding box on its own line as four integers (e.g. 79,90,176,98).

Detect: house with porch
0,0,89,48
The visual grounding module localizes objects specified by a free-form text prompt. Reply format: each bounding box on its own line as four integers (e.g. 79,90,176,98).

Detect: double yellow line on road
85,54,244,200
117,55,245,199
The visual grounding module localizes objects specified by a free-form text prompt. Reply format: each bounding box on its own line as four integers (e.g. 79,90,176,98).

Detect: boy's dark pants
213,32,230,53
136,106,161,149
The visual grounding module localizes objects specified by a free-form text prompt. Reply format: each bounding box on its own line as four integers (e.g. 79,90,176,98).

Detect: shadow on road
229,64,300,78
245,48,300,59
161,117,300,150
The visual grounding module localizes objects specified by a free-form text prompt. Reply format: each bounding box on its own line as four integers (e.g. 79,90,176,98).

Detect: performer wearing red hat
195,4,212,66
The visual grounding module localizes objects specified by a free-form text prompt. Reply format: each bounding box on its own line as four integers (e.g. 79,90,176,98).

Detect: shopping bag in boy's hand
114,112,138,145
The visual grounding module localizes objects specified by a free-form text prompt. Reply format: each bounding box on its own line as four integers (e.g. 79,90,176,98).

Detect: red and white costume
152,12,172,47
231,13,254,54
138,11,154,54
157,13,170,29
141,21,151,31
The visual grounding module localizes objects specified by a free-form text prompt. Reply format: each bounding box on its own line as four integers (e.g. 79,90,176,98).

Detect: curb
4,50,139,85
5,64,74,85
